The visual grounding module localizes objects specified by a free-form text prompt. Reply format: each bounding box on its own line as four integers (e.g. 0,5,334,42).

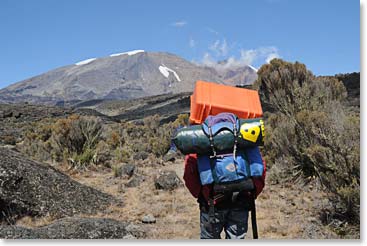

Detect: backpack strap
250,191,258,239
208,126,217,158
209,156,219,184
208,188,216,224
233,121,238,163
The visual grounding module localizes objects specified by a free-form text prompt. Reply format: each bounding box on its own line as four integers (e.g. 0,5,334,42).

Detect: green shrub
112,164,122,178
255,59,360,227
21,115,103,169
50,115,102,167
111,114,178,158
94,140,113,167
113,147,131,163
21,122,54,162
68,148,96,169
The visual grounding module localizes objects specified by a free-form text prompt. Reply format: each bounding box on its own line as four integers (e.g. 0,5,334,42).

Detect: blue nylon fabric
197,153,250,185
249,163,263,177
197,146,264,185
244,146,264,177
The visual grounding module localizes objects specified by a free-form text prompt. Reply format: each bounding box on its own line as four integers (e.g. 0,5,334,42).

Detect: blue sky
0,0,360,89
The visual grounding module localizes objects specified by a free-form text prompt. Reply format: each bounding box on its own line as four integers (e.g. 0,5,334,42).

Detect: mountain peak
0,51,257,105
109,50,145,57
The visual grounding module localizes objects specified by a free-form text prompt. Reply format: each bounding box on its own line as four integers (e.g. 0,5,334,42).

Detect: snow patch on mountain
110,50,145,57
75,58,97,66
158,65,181,82
248,65,258,72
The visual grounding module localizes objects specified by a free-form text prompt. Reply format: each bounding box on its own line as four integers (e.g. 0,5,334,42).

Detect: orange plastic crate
189,80,263,124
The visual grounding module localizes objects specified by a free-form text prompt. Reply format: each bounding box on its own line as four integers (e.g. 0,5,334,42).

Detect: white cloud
189,37,196,48
171,21,187,27
207,28,219,35
241,46,280,64
209,39,229,57
266,53,280,63
198,46,280,71
201,52,216,67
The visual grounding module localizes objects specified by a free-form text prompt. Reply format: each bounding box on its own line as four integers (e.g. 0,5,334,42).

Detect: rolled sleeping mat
172,118,264,155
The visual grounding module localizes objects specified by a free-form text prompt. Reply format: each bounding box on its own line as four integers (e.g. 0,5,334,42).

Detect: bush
20,112,189,170
51,115,102,156
94,140,112,167
69,148,96,169
110,114,184,158
21,122,54,162
255,59,360,227
21,115,103,169
113,147,131,163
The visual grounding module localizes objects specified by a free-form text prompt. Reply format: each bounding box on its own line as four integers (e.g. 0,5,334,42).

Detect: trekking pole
251,192,258,239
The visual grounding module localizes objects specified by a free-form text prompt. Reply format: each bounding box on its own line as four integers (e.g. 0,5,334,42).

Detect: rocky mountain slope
0,50,257,105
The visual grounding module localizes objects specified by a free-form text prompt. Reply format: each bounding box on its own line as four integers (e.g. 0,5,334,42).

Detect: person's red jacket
183,153,266,202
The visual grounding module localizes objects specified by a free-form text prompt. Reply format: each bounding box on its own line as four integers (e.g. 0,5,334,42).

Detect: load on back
172,80,266,239
174,80,264,152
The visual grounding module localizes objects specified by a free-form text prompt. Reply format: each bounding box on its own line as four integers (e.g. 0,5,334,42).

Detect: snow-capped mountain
0,51,257,105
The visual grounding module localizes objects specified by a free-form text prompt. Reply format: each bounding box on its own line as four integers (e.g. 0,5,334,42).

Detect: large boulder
115,163,136,178
125,175,145,188
0,217,145,239
0,148,117,222
154,170,182,191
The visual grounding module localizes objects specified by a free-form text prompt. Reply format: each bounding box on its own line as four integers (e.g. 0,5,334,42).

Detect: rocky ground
1,147,340,239
0,217,145,239
0,135,350,239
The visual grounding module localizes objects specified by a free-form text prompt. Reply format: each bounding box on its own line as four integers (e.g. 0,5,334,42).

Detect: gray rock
115,163,135,178
2,110,13,118
122,234,137,239
122,163,135,177
142,214,156,224
125,223,145,238
133,151,149,161
13,111,22,119
0,147,116,222
162,150,177,162
0,225,40,239
154,170,182,191
0,217,146,239
125,175,145,188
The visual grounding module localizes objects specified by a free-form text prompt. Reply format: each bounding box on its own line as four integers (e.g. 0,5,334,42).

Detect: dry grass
16,215,57,228
252,182,337,239
54,158,201,239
